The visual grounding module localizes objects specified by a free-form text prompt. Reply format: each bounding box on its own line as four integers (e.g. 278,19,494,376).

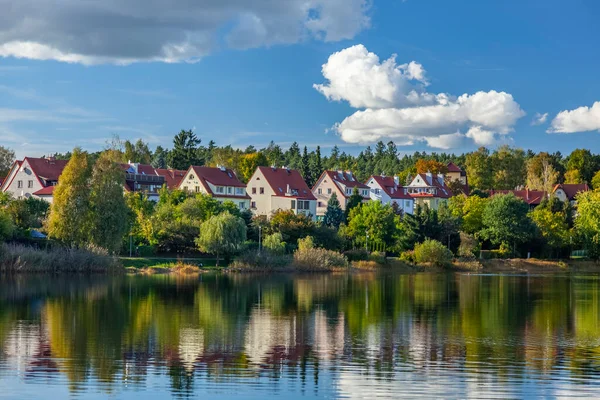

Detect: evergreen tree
323,193,344,229
285,142,302,170
47,148,92,247
151,145,168,169
310,146,323,184
344,187,364,222
168,129,202,170
89,150,129,253
301,146,312,186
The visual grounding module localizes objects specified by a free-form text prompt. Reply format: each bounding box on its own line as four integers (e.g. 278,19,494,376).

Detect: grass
120,256,222,270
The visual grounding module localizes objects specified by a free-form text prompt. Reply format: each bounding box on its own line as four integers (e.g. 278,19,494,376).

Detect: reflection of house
406,173,453,211
312,170,369,217
178,165,251,209
1,157,68,203
244,309,296,367
365,175,414,214
248,166,317,220
178,328,204,372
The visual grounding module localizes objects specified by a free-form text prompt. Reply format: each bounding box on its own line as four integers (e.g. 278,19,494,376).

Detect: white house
406,172,453,211
366,175,414,215
1,157,68,203
312,170,370,217
178,165,251,210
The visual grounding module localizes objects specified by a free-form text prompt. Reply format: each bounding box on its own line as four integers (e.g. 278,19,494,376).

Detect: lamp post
365,230,369,253
258,225,263,253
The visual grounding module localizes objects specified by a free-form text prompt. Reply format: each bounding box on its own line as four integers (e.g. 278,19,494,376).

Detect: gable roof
155,169,186,189
410,173,453,198
188,166,250,199
25,157,68,182
315,170,369,198
489,189,547,205
368,175,412,200
446,162,464,173
257,166,316,200
553,183,589,200
32,186,55,196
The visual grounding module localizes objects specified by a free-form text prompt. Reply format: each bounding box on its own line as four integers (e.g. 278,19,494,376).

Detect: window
195,186,200,193
189,174,195,180
291,200,296,209
318,201,323,207
239,202,246,209
17,180,23,188
317,188,322,195
362,190,368,196
228,187,233,194
216,186,224,194
327,188,332,194
183,186,188,191
236,187,245,195
298,201,310,210
28,180,33,188
374,188,380,195
251,201,256,209
346,188,352,195
260,187,264,194
252,187,256,194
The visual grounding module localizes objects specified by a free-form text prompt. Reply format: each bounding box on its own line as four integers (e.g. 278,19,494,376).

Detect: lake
0,272,599,399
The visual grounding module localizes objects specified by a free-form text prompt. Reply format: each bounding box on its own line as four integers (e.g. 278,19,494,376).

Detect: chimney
286,184,290,194
218,164,226,172
426,171,433,185
393,176,400,186
438,174,445,186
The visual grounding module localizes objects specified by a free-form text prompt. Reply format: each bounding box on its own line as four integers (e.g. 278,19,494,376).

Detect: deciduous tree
196,212,247,266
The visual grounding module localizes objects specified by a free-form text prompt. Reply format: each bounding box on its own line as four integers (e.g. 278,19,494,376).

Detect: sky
1,0,600,159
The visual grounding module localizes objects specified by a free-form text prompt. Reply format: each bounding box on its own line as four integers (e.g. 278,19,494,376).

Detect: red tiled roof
553,183,589,200
447,162,463,173
120,163,157,175
155,169,186,189
410,173,453,198
257,166,316,200
489,189,547,205
33,186,55,196
190,166,250,199
369,175,412,199
25,157,68,181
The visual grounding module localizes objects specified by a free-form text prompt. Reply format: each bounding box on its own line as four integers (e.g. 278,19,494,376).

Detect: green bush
263,232,286,255
0,210,15,241
368,251,386,264
293,236,349,271
414,239,453,267
229,249,291,270
136,245,157,257
399,250,416,264
458,232,480,258
343,249,369,261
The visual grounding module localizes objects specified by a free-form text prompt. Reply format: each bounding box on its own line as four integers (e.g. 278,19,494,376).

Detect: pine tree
310,146,323,184
344,186,364,222
47,148,92,247
301,146,312,186
168,129,202,170
323,193,344,228
89,150,129,253
151,145,168,169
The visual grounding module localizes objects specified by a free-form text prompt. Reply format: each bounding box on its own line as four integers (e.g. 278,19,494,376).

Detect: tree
575,191,600,259
529,206,570,257
270,210,315,245
344,186,363,221
480,194,535,252
449,194,488,235
310,146,323,184
526,152,559,193
0,146,15,176
263,232,286,254
465,147,493,190
0,209,14,241
168,129,202,170
323,193,344,229
414,239,453,267
89,151,129,253
47,148,92,247
591,170,600,190
6,197,49,229
491,146,526,189
300,146,312,187
415,159,448,174
566,149,596,184
124,139,152,164
346,201,399,249
238,152,268,183
152,145,168,169
195,212,247,266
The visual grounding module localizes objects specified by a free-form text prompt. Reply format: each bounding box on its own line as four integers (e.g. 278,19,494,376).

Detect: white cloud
531,112,548,126
315,45,525,148
0,0,371,65
548,102,600,133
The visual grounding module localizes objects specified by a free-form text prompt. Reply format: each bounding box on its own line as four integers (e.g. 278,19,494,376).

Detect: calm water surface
1,272,600,399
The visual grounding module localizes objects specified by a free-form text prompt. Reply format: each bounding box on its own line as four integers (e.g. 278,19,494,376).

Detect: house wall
413,197,447,211
447,171,467,185
366,177,414,215
554,188,568,202
179,169,249,210
179,170,209,194
2,160,44,199
248,169,275,217
313,177,346,216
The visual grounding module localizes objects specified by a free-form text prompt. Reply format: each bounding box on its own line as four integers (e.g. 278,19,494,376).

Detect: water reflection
0,273,599,398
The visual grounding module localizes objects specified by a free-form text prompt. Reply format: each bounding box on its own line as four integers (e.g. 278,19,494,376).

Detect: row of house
1,156,589,221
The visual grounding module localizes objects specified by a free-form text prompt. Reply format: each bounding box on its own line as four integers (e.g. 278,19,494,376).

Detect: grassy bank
0,243,121,274
120,257,222,270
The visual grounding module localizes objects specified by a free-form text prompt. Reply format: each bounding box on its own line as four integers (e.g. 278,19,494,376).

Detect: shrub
368,251,386,264
263,232,286,254
458,232,480,258
343,249,369,261
229,249,292,270
293,236,349,271
414,239,453,267
0,243,121,273
399,250,416,264
0,210,14,241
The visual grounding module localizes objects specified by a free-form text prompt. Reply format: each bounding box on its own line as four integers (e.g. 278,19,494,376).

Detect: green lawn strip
119,257,225,270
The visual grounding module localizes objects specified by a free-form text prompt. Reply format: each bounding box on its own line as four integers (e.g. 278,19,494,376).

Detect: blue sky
1,0,599,158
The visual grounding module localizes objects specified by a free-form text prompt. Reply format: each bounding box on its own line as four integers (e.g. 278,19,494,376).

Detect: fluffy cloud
531,112,548,126
548,102,600,133
0,0,371,65
315,45,525,148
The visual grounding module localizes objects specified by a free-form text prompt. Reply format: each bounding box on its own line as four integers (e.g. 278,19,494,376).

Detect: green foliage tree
0,145,15,177
526,152,560,192
6,197,49,230
322,193,344,229
47,148,92,247
263,232,286,254
301,146,313,187
344,186,363,221
491,146,526,189
238,152,268,183
465,147,493,190
480,194,535,252
591,170,600,190
168,129,202,170
89,151,129,253
346,201,399,250
0,209,14,241
195,212,247,266
529,206,570,257
151,145,168,169
414,239,453,267
270,210,315,245
310,146,323,184
449,194,488,235
566,149,596,184
124,139,152,164
575,191,600,259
